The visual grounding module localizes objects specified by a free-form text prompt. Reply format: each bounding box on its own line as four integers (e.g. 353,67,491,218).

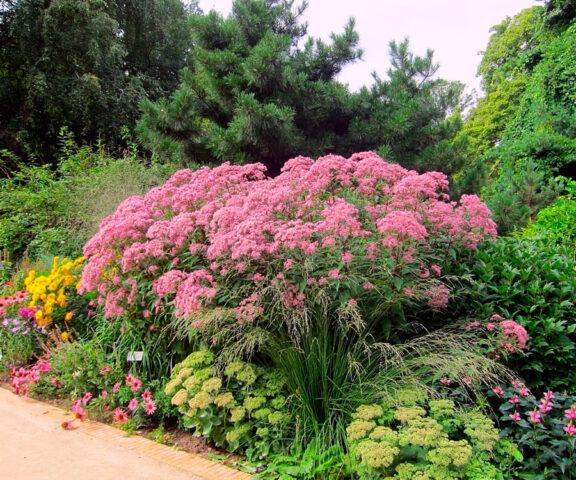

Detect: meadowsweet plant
346,397,520,479
492,382,576,477
465,315,528,360
165,350,292,461
79,152,496,361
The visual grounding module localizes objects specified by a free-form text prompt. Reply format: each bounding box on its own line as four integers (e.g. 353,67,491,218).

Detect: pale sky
198,0,538,96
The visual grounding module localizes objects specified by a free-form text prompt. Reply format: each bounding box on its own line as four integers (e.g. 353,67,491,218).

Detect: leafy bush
492,383,576,478
0,132,173,261
165,350,292,462
346,397,520,479
456,236,576,392
522,177,576,246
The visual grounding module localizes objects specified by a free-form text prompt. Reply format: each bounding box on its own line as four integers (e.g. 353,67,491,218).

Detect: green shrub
455,237,576,392
522,177,576,246
165,350,293,462
0,132,174,261
346,397,520,479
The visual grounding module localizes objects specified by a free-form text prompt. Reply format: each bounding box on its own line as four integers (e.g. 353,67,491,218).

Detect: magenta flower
112,382,120,394
143,400,156,416
141,389,152,401
528,410,542,424
564,424,576,436
509,412,521,421
519,388,530,397
509,395,520,405
565,405,576,421
492,386,504,397
113,408,129,424
81,392,93,405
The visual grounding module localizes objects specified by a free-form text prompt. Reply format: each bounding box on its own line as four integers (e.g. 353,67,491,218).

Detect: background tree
138,0,467,176
0,0,194,168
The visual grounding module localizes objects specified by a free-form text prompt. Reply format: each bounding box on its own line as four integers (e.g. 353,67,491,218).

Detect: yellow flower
60,331,69,341
35,310,43,322
64,311,74,322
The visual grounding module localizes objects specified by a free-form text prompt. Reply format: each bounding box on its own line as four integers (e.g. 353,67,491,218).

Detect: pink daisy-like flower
528,410,541,424
128,398,139,412
82,392,93,405
112,382,120,394
143,400,156,416
130,378,142,392
113,408,129,424
141,389,152,401
509,412,521,422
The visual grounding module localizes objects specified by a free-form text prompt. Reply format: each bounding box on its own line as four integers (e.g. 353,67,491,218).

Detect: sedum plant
165,349,292,461
346,396,520,480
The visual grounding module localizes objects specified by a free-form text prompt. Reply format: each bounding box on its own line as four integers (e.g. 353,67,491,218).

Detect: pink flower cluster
80,152,497,323
466,315,528,357
0,290,28,316
10,359,50,396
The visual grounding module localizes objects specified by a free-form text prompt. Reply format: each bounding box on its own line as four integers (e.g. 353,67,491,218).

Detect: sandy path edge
0,386,252,480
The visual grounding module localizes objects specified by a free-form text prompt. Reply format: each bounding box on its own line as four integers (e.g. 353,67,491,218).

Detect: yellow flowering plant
346,392,521,480
24,255,87,340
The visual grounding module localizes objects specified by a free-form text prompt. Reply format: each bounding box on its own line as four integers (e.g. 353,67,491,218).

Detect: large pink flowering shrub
80,152,496,337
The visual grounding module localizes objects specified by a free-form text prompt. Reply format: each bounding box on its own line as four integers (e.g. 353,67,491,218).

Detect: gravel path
0,387,250,480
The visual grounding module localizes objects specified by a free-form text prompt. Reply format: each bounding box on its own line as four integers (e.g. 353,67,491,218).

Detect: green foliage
455,237,576,392
0,131,173,260
0,322,38,372
32,339,119,398
345,398,519,479
165,350,293,462
0,0,194,163
457,3,576,232
522,177,576,245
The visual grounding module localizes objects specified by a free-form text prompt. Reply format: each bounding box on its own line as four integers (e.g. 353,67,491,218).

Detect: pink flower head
519,388,530,397
128,398,139,412
141,389,152,401
485,323,495,332
462,377,473,386
347,298,357,307
99,365,112,375
431,264,442,276
539,401,553,414
490,314,504,321
36,360,51,373
512,380,524,389
509,395,520,405
143,400,156,416
509,412,521,422
112,382,120,394
565,405,576,421
283,259,294,270
528,410,541,424
82,392,93,405
341,251,353,264
101,390,108,400
113,408,129,424
327,269,340,279
543,391,554,402
492,386,504,397
362,281,375,290
564,424,576,436
439,377,451,386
